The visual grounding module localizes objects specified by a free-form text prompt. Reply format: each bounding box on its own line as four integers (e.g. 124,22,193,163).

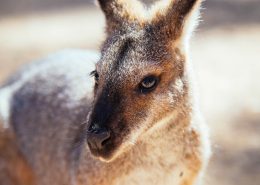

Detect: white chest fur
114,164,185,185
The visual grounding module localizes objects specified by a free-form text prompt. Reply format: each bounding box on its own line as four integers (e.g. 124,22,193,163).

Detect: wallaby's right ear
96,0,145,33
149,0,203,48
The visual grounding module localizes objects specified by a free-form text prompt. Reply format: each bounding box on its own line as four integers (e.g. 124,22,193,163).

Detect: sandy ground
0,6,259,185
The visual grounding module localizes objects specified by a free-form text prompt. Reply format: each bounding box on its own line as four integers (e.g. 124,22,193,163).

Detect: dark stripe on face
90,82,122,128
113,39,133,70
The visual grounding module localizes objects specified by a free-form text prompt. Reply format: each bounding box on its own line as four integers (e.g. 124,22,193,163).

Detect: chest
112,147,187,185
113,163,186,185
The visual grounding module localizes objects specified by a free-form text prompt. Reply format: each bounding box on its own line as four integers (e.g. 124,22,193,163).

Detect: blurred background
0,0,259,184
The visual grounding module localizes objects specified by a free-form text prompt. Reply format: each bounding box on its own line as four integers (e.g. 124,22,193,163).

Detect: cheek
151,93,174,120
119,95,152,136
133,93,173,131
167,78,185,106
123,98,149,125
120,92,175,143
119,79,183,133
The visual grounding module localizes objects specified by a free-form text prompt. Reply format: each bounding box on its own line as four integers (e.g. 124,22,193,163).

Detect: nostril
101,137,110,147
87,126,111,150
95,130,111,149
88,123,101,133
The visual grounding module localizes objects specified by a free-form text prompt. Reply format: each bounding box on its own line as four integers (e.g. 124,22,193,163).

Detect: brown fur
82,0,210,184
1,0,210,184
87,0,206,161
0,125,35,185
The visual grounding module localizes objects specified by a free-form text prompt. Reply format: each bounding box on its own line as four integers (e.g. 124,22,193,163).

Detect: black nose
87,124,111,150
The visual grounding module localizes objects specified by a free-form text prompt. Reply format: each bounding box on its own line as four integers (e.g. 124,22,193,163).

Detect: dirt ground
0,4,259,185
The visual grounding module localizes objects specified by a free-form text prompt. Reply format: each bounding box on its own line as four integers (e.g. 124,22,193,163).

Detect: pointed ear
96,0,145,34
150,0,202,47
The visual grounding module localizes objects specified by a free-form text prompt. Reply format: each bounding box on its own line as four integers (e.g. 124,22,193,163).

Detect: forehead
96,30,177,83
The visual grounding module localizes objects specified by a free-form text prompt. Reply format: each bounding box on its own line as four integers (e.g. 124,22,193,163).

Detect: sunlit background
0,0,260,185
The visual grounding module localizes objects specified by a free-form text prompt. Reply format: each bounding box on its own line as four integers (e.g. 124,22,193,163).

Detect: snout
87,124,111,150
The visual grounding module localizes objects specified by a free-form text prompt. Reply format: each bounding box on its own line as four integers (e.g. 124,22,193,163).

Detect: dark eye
90,70,99,84
139,76,159,93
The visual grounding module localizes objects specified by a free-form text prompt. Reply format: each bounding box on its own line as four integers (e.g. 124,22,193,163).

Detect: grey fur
0,0,210,184
0,49,99,185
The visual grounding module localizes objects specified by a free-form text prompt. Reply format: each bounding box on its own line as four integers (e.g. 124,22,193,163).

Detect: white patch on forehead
127,29,144,39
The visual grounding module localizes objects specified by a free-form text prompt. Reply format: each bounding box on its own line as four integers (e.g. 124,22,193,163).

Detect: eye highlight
139,75,159,93
90,70,99,84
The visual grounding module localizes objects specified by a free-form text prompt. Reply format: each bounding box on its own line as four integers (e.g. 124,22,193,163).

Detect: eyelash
90,70,99,84
90,70,97,76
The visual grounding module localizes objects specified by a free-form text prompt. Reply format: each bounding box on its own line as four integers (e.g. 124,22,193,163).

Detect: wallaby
0,0,211,185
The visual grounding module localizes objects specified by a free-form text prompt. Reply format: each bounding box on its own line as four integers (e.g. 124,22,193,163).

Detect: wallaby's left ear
96,0,145,34
150,0,203,46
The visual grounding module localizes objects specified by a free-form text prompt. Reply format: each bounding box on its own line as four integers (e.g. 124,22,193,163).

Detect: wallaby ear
96,0,145,34
150,0,202,48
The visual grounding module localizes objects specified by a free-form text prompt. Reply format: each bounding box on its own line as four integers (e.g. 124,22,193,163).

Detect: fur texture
0,126,35,185
0,0,211,184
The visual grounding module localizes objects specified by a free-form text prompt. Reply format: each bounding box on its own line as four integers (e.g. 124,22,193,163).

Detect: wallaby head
87,0,202,162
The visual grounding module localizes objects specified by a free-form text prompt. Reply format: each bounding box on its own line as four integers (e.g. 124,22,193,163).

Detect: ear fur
149,0,203,48
97,0,202,49
96,0,145,33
